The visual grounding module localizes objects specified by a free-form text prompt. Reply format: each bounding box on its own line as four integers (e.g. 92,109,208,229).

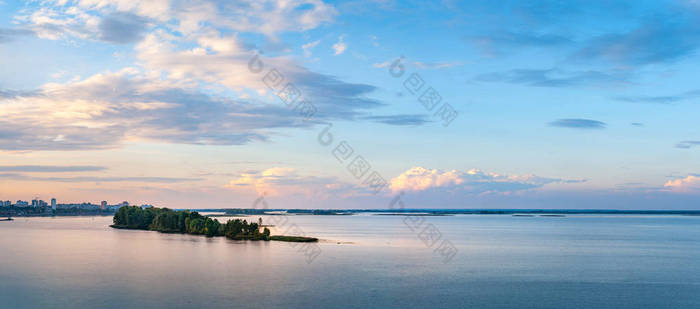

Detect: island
111,206,318,242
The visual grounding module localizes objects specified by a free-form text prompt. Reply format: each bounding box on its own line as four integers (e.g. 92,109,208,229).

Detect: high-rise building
51,198,57,211
101,201,107,210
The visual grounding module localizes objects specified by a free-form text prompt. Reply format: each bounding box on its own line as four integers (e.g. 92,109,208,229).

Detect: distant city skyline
1,1,699,209
0,198,150,214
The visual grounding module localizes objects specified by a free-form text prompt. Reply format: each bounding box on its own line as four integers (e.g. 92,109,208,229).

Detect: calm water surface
1,214,699,308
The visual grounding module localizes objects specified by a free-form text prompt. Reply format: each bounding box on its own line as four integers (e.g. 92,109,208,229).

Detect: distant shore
0,206,115,218
194,209,700,216
5,207,700,218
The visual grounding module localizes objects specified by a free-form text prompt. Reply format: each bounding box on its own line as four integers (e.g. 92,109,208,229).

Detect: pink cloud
664,175,700,193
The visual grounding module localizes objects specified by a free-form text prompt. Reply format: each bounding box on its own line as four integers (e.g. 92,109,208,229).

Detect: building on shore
51,198,57,211
101,201,107,210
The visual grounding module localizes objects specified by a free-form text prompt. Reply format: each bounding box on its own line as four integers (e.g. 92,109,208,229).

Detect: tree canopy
112,206,269,240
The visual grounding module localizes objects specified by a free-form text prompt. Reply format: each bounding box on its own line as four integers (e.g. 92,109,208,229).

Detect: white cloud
226,167,350,198
372,59,393,68
370,34,379,47
664,175,700,192
3,0,400,153
332,35,347,55
373,58,462,69
0,68,316,150
411,61,463,69
133,29,381,115
389,166,580,195
19,0,338,40
302,39,320,57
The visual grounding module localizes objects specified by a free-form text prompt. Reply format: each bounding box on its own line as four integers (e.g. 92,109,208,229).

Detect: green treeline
112,206,270,240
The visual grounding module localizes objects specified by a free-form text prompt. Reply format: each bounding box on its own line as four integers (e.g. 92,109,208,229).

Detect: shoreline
110,224,318,243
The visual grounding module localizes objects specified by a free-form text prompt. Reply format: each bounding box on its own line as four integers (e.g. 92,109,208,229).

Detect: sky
0,0,699,209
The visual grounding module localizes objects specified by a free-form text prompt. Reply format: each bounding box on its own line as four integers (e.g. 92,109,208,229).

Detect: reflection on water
1,215,700,308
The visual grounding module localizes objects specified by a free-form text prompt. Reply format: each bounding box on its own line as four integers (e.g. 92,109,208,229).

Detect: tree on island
111,206,304,242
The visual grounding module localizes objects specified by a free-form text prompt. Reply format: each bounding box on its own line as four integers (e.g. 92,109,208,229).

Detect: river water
1,214,699,308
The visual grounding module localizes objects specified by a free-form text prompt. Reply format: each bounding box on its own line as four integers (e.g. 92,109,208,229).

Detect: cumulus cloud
227,167,348,197
389,167,582,195
134,30,383,119
5,0,421,151
18,0,337,39
664,175,700,192
17,4,99,41
0,68,312,150
0,0,417,151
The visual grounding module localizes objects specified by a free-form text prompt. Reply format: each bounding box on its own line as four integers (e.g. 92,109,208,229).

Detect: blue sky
0,0,699,209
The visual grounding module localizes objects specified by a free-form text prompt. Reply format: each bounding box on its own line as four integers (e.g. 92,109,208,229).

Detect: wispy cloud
0,165,106,172
548,119,607,129
468,31,572,56
411,61,463,69
0,27,34,43
360,114,430,126
675,141,700,149
476,69,628,87
373,59,462,70
613,90,700,104
302,40,320,57
573,17,700,65
0,89,39,99
0,173,200,183
332,35,347,55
